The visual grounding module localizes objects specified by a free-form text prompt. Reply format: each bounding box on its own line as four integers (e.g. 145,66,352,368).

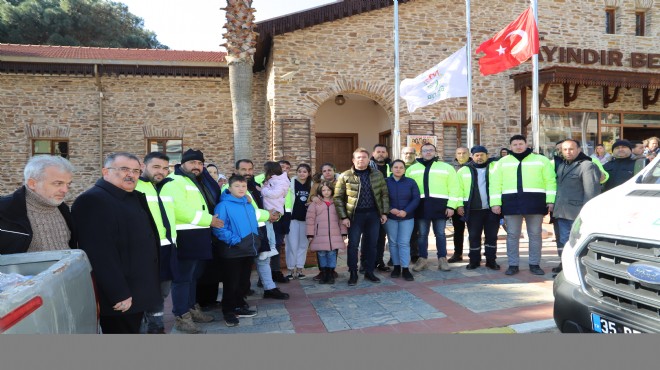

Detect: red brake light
0,296,43,333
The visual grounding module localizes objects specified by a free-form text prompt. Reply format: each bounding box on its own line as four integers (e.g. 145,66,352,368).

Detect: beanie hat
470,145,488,154
611,140,632,150
181,149,205,164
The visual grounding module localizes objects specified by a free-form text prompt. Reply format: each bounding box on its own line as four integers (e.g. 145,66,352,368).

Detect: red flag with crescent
475,7,539,76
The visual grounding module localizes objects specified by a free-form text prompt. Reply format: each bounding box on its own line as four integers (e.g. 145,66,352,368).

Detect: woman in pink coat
306,181,347,284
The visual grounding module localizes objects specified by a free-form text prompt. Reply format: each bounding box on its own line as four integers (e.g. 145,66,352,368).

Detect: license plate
591,313,642,333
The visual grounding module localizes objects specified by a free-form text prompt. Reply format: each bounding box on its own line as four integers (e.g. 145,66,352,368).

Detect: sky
119,0,340,51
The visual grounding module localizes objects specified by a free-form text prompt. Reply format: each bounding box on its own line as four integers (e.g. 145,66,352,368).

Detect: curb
458,319,557,334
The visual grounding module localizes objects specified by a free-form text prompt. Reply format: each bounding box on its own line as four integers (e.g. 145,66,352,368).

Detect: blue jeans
416,217,447,259
318,250,338,269
347,210,381,273
556,218,574,256
384,218,414,267
170,259,203,317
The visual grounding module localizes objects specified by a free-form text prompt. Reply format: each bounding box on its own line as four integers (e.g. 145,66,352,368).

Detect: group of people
0,133,650,333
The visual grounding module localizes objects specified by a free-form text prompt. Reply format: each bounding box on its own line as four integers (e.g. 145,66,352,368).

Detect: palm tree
222,0,257,161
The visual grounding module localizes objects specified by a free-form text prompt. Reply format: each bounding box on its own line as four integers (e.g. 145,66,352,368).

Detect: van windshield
639,160,660,184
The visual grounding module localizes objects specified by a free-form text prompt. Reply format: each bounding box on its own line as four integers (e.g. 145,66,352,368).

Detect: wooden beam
602,86,620,108
642,88,660,110
563,83,579,107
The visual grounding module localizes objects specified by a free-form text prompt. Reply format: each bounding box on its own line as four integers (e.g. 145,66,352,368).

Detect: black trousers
451,213,466,255
466,209,500,263
220,256,253,314
409,221,419,260
196,252,222,306
361,223,387,267
100,312,143,334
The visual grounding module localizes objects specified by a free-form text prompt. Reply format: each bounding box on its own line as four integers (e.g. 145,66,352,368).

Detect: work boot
402,267,414,281
313,270,323,281
190,304,214,323
447,254,463,263
466,262,480,270
505,266,519,276
174,312,202,334
390,265,401,278
272,271,290,283
364,272,381,283
412,257,427,272
438,257,450,271
529,265,545,276
348,269,358,286
485,260,501,270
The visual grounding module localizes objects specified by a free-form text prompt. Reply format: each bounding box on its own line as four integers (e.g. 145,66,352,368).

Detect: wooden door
315,134,357,173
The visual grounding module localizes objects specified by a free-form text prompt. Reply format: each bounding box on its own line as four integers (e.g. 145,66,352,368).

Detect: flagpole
393,0,401,160
531,0,540,153
465,0,473,149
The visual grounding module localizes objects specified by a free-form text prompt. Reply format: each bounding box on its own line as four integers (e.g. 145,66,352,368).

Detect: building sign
407,135,437,154
539,46,660,69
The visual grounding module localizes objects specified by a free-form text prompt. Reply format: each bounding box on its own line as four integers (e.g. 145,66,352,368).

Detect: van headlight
561,216,582,285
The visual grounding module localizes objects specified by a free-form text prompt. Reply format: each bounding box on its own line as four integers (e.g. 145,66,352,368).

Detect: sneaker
505,266,519,275
234,307,258,318
296,268,306,279
390,265,401,278
224,313,239,327
272,271,290,283
437,257,450,271
190,304,214,323
529,265,545,275
263,288,290,300
265,248,279,258
258,251,269,260
376,261,391,272
447,254,463,263
285,272,295,280
402,267,414,281
174,312,202,334
485,260,501,270
412,257,428,272
551,263,563,274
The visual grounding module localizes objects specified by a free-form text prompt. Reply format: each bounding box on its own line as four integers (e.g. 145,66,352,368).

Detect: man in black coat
603,140,646,192
71,152,160,334
0,156,76,254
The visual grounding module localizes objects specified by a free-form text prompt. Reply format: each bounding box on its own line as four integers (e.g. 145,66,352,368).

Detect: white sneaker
258,252,269,260
438,257,450,271
412,257,427,272
265,248,279,258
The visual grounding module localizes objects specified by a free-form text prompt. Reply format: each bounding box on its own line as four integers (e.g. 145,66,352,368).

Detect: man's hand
312,196,322,205
457,206,465,217
445,209,454,218
491,206,501,215
113,297,132,312
342,219,351,228
380,215,387,224
547,203,554,213
210,215,224,228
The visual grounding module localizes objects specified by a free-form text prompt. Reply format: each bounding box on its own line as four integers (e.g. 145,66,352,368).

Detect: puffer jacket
333,166,389,220
305,197,347,252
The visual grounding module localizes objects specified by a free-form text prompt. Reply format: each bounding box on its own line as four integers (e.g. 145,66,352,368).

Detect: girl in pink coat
305,181,347,284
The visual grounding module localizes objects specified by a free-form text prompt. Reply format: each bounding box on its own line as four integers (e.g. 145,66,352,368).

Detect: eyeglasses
107,167,141,176
421,149,435,153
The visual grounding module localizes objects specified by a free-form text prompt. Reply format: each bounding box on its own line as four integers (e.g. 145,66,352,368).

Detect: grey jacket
553,152,601,221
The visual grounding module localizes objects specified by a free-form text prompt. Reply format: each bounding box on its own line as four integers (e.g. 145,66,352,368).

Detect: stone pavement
163,221,560,334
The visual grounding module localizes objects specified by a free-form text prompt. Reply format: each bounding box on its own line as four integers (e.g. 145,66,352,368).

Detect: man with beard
135,152,177,334
72,152,160,334
456,146,501,270
490,135,556,276
603,140,647,192
552,139,601,274
0,155,75,254
367,144,392,272
406,143,461,272
233,159,290,300
160,149,222,333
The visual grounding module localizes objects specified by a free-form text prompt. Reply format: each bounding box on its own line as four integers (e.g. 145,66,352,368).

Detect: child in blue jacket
213,175,260,327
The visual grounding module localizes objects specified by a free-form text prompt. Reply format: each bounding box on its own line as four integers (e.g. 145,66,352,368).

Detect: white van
553,154,660,333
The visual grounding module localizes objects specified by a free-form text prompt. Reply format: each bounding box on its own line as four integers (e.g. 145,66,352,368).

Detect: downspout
94,64,104,167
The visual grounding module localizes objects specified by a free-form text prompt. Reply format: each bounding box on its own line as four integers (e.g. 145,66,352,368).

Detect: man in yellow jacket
490,135,556,276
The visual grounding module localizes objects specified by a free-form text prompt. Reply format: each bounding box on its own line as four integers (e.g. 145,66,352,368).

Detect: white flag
399,46,469,113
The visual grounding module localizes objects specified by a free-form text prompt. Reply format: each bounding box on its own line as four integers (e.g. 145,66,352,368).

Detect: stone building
0,0,658,198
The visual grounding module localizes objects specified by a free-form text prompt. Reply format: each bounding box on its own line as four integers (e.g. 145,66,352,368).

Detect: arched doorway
314,93,390,173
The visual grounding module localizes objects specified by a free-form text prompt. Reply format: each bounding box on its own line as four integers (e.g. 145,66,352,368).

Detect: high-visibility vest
405,160,462,209
136,179,177,246
160,174,212,231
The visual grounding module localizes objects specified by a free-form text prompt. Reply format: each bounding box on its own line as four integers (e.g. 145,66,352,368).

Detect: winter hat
611,140,632,150
470,145,488,154
181,149,205,163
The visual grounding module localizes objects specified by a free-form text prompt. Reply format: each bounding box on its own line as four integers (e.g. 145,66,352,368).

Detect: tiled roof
0,43,226,63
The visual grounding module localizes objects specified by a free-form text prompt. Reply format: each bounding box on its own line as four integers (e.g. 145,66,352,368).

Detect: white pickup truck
0,249,98,334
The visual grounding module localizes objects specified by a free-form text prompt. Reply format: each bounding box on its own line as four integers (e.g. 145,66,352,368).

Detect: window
606,9,616,34
442,123,480,161
636,12,646,36
32,139,69,158
539,112,598,157
148,139,182,164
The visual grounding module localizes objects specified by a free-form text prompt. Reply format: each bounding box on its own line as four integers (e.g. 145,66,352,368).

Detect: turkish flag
475,7,539,76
